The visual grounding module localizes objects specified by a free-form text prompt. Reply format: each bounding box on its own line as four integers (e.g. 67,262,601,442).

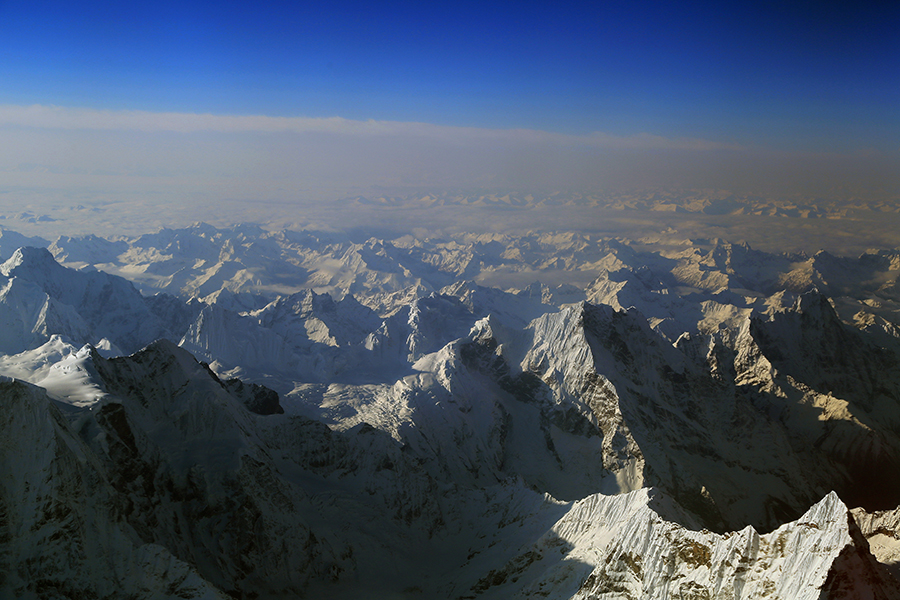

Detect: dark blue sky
1,0,897,153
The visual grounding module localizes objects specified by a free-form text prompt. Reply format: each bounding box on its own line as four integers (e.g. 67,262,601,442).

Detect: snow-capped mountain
1,225,899,598
0,246,193,355
39,224,900,341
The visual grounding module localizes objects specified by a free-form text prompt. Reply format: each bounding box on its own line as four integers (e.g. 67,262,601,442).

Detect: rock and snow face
456,490,899,600
739,293,900,513
0,226,900,598
0,341,443,598
852,506,900,585
0,377,230,599
445,298,900,534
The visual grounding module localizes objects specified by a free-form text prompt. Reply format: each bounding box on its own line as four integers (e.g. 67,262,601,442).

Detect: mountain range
0,223,898,598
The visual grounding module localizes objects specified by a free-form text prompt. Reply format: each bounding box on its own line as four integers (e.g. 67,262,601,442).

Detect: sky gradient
0,0,898,218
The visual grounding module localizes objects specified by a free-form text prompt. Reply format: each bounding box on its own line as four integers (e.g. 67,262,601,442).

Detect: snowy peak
49,234,129,265
91,338,284,417
461,489,899,600
1,246,63,279
95,337,208,381
749,290,900,411
255,289,382,347
0,246,183,355
0,229,49,261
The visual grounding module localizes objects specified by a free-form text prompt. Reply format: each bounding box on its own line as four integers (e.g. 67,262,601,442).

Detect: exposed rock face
223,377,284,415
447,298,900,534
850,506,900,589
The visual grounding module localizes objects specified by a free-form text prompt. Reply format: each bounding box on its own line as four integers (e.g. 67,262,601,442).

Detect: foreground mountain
1,341,898,599
0,226,899,597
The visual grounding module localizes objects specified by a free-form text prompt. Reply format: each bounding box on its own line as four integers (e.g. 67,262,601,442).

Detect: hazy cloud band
1,104,896,214
0,104,737,151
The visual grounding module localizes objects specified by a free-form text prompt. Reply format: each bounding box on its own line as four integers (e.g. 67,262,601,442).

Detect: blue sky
2,0,897,149
0,0,898,211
